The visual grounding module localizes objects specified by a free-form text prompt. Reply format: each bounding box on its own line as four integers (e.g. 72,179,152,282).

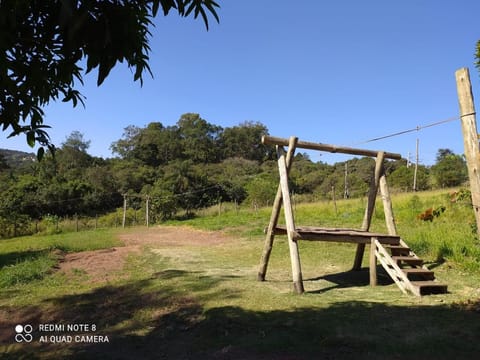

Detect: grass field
1,189,480,359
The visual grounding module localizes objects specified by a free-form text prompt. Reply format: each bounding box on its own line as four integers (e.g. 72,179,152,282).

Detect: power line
352,116,460,145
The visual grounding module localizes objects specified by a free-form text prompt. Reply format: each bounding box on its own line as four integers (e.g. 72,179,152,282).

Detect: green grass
0,228,122,254
0,251,57,287
0,229,123,293
173,188,479,271
2,189,480,359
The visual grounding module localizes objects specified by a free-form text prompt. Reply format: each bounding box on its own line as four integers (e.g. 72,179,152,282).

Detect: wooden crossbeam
262,135,402,160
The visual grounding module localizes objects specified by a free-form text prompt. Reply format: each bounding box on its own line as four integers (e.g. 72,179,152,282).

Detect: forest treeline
0,113,468,238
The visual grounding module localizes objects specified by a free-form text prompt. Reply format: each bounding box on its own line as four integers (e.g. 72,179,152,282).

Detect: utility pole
455,67,480,238
344,162,349,199
413,138,419,191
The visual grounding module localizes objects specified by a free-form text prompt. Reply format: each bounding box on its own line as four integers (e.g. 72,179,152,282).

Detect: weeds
0,253,56,287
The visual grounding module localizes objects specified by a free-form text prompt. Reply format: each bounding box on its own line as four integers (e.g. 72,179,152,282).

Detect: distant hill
0,149,36,168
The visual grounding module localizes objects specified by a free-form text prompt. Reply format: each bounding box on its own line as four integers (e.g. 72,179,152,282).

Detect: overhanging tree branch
0,0,220,159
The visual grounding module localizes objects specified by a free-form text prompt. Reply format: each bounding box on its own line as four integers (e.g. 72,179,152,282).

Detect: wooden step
402,268,435,280
386,245,410,256
391,256,423,266
411,281,448,295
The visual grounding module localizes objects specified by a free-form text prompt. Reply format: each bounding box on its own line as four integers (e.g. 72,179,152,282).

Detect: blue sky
1,0,480,165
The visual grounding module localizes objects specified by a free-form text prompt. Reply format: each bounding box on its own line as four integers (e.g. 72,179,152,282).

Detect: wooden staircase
374,238,448,296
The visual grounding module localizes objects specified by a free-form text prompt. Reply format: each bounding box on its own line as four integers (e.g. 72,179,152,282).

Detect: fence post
122,194,127,228
146,195,150,228
455,67,480,238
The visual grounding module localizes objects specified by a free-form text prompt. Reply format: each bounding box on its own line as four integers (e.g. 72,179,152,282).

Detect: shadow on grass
305,266,393,294
424,259,446,270
1,269,480,360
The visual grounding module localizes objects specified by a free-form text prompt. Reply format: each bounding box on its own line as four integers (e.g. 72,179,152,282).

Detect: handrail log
262,135,402,160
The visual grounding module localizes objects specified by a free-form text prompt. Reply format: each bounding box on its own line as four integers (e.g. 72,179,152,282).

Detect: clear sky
1,0,480,165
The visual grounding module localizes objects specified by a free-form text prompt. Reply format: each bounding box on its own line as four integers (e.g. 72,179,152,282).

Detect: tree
62,130,91,153
205,157,261,203
149,184,178,221
0,152,9,172
244,173,278,208
476,40,480,73
55,131,93,176
162,159,213,215
131,122,182,166
110,125,142,159
111,122,183,165
431,148,468,188
389,163,429,191
220,121,273,162
0,0,220,158
177,113,222,163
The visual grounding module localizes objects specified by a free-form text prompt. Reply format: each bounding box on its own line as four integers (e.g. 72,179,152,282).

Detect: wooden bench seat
273,225,401,245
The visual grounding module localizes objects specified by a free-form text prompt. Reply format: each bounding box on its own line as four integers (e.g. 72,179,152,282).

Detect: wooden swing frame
257,135,403,294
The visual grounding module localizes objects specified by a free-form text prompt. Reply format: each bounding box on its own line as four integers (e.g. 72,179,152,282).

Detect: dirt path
0,226,244,358
58,226,231,282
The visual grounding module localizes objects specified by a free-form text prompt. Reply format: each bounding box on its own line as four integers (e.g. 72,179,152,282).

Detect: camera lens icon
15,324,33,343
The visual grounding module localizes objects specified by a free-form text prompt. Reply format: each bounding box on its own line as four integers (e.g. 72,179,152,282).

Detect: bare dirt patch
57,226,230,283
0,226,235,356
117,225,230,247
58,246,140,283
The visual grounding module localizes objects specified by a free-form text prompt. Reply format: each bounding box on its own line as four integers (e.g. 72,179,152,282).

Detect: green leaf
152,0,160,16
160,0,178,15
205,1,220,24
27,131,35,147
37,147,45,161
185,2,196,17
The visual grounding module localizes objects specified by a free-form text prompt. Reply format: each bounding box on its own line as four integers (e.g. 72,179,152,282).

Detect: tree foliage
0,116,472,238
389,162,429,191
431,148,468,188
0,0,220,157
220,121,274,162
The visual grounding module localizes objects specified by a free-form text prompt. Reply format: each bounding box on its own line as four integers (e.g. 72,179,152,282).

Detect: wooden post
257,136,298,281
344,162,349,199
122,194,127,228
353,151,385,270
146,195,150,228
278,146,304,294
369,237,378,286
380,174,398,236
75,214,79,232
413,138,419,191
362,151,385,230
332,185,337,215
455,67,480,238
